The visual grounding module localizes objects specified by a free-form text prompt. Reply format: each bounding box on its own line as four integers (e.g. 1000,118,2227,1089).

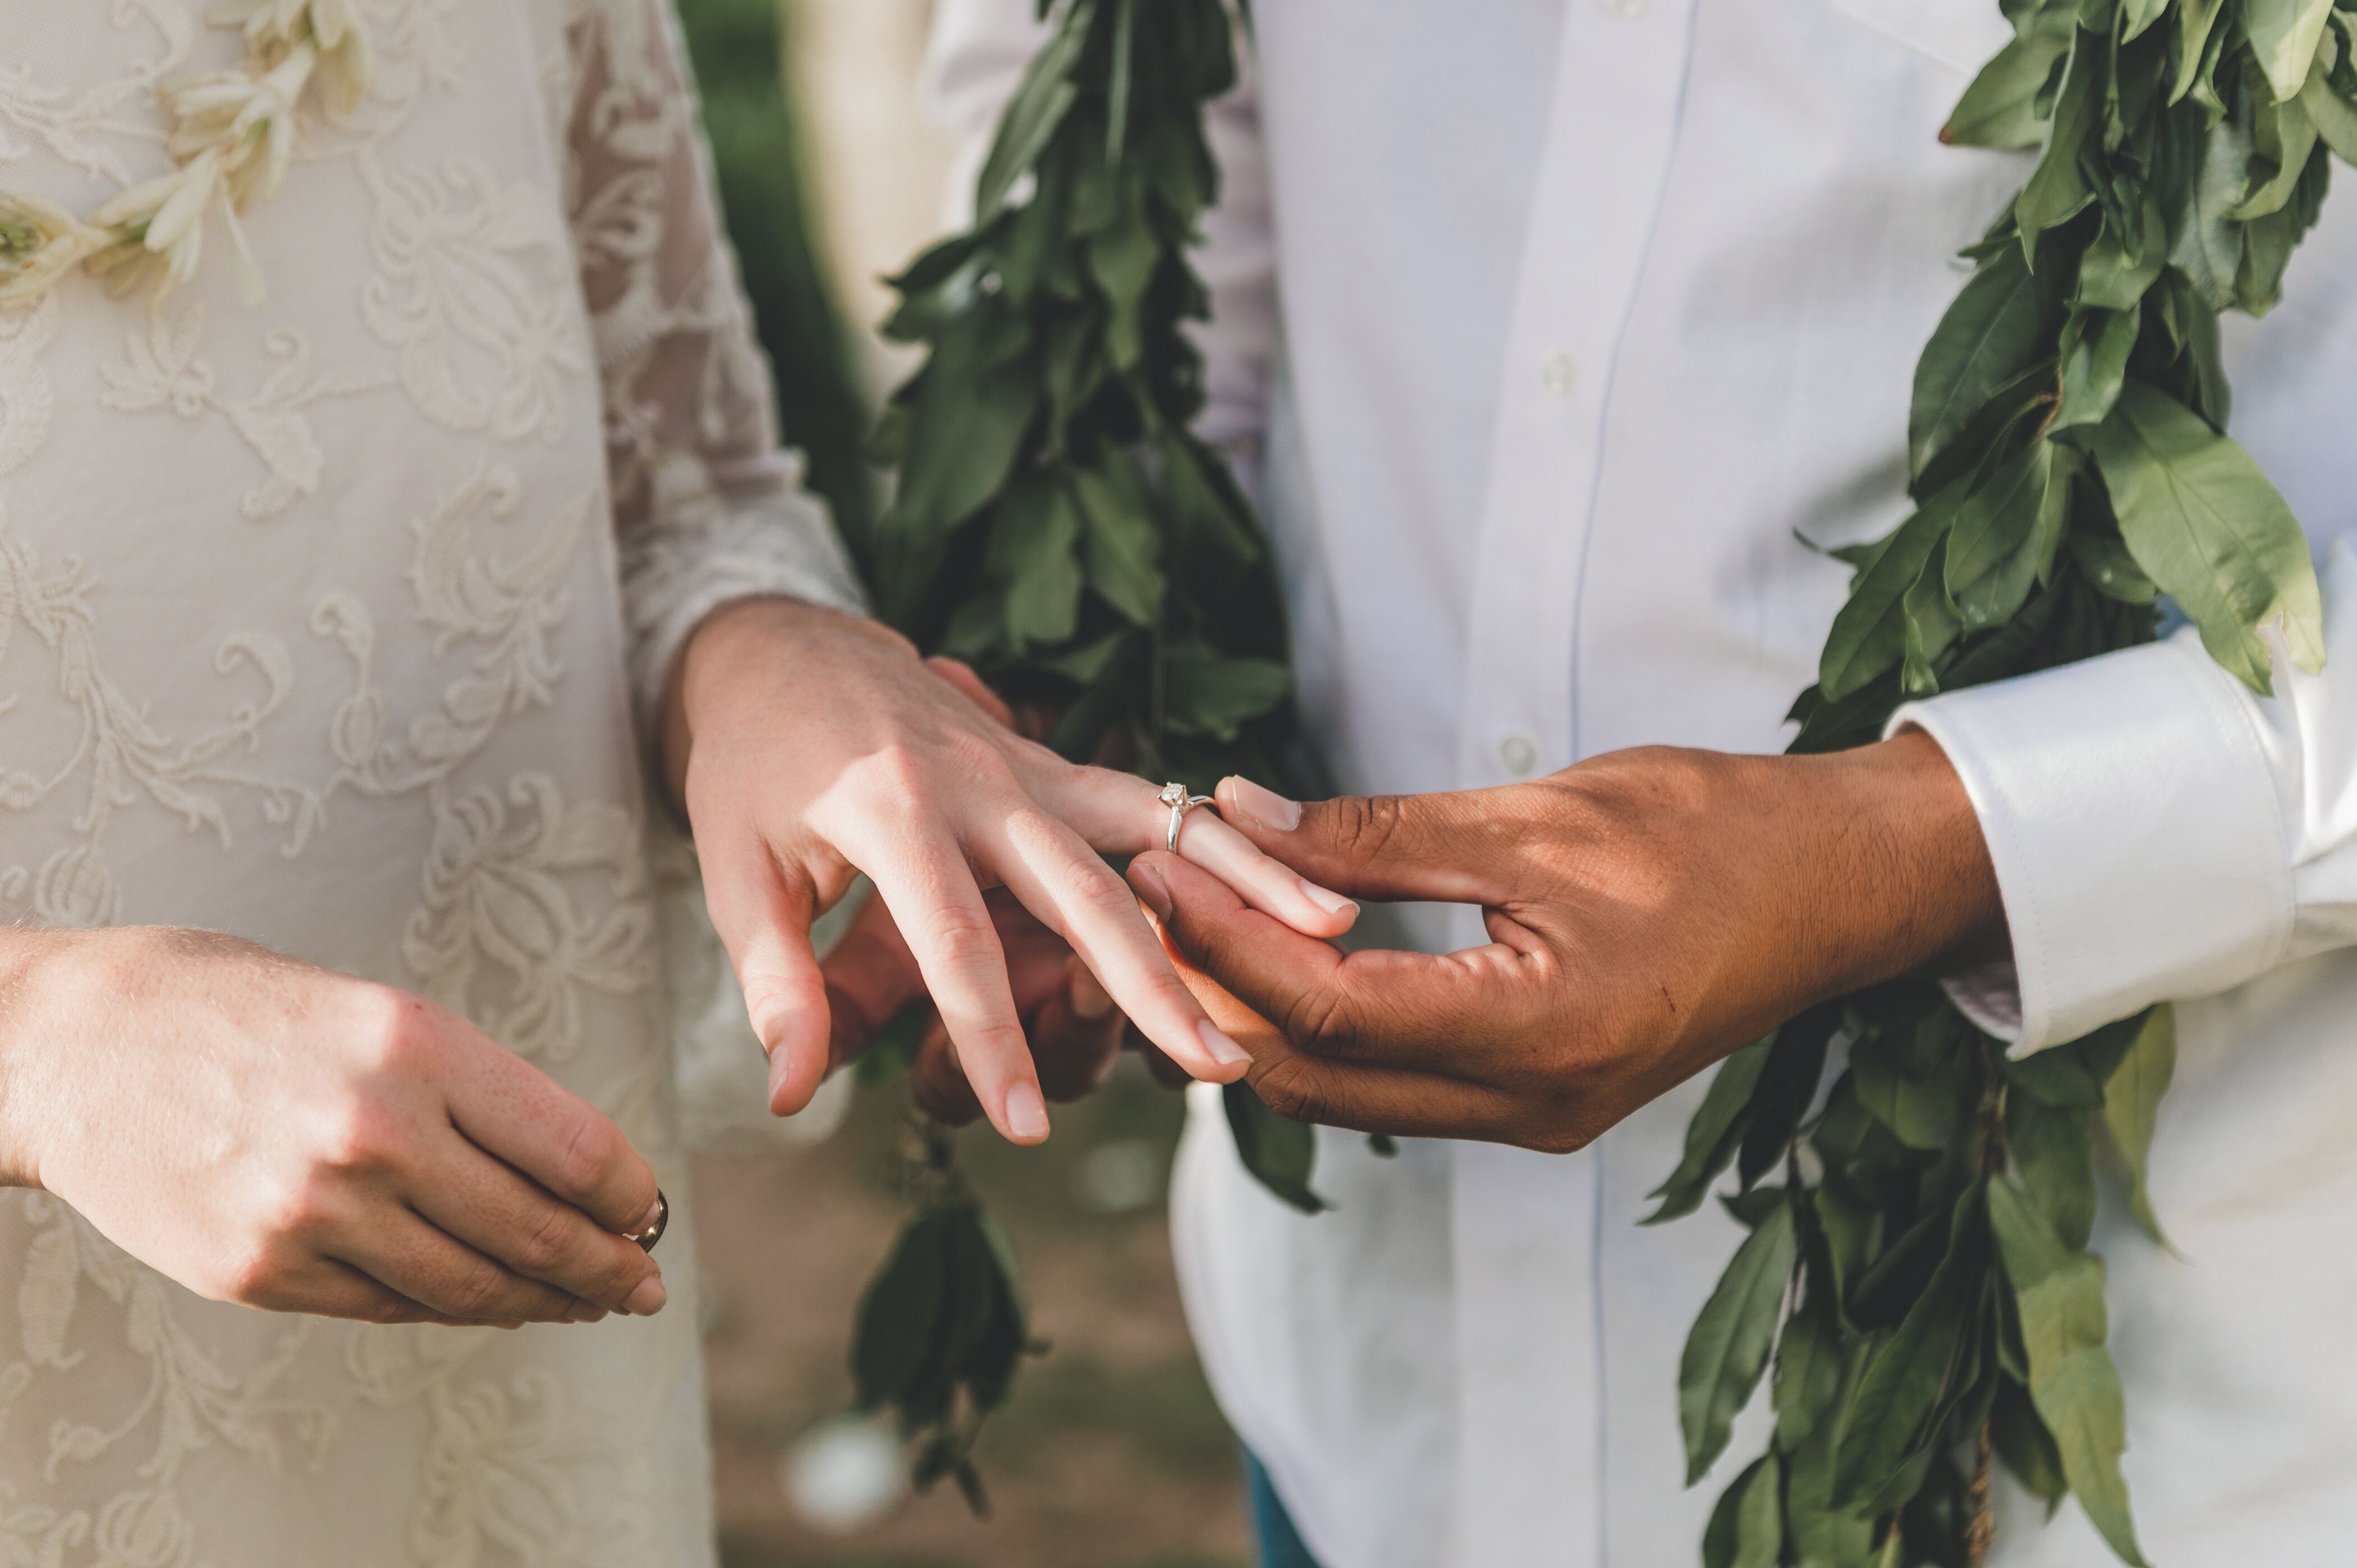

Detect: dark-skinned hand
1124,735,2005,1153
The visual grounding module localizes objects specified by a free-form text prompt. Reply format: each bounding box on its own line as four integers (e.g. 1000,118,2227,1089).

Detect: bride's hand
0,927,670,1328
664,598,1356,1144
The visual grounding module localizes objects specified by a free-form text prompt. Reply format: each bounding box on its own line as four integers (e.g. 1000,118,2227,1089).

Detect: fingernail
1069,965,1116,1021
1003,1081,1051,1141
1199,1021,1251,1068
1131,861,1172,920
632,1195,665,1236
766,1044,795,1109
1227,776,1302,832
623,1275,667,1316
1300,878,1357,917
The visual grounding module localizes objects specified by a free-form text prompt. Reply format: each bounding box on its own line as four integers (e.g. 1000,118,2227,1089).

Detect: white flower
161,43,310,209
87,150,233,300
207,0,373,111
0,194,108,310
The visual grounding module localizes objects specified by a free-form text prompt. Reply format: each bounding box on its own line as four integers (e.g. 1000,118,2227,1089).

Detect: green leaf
1738,1004,1842,1190
2248,0,2339,104
879,310,1035,560
2300,52,2357,163
989,482,1085,648
1946,440,2064,629
2119,0,2167,42
1819,492,1960,702
851,1206,954,1411
2014,26,2103,249
1773,1292,1845,1454
2006,1093,2097,1251
1901,538,1964,695
2090,380,2325,691
2236,92,2322,220
1087,177,1161,372
2066,527,2160,603
1069,459,1167,627
2074,194,2166,311
2168,112,2253,311
1734,1451,1784,1568
1786,1349,1879,1568
973,2,1093,219
1163,647,1291,741
1945,7,2076,148
1703,1458,1769,1568
2101,1005,2176,1246
1987,1179,2147,1566
2175,0,2235,117
1647,1035,1774,1224
1991,1374,2070,1515
1225,1081,1325,1214
1910,249,2045,479
1680,1199,1797,1484
2052,307,2138,430
1832,1183,1983,1508
1850,1042,1970,1154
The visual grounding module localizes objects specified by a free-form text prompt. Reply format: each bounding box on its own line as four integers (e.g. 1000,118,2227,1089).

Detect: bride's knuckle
919,905,998,967
316,1097,402,1177
215,1243,294,1309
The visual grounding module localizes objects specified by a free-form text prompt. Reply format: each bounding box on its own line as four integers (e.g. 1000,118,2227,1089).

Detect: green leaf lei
847,0,1322,1498
1664,1,2340,1561
856,0,2340,1553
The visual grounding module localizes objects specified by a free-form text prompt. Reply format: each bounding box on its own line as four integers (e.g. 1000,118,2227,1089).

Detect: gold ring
626,1190,668,1254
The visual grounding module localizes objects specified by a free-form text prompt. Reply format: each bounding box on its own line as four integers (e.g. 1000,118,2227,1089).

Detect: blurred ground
691,1058,1255,1568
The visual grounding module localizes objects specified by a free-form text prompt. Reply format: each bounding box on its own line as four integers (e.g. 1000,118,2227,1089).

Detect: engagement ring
1158,782,1214,854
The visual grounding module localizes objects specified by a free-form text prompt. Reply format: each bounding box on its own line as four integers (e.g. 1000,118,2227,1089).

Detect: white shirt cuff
1888,635,2295,1055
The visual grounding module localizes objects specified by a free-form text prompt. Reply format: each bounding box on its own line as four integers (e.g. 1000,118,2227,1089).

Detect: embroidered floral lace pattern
0,3,861,1563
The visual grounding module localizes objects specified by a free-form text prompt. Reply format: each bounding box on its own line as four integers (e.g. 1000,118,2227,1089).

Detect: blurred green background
672,3,1255,1562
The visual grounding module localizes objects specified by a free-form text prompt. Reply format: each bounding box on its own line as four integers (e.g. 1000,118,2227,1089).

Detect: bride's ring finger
1043,769,1360,939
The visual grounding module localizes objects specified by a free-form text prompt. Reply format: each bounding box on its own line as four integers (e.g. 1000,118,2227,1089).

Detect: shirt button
1498,733,1541,777
1539,350,1577,397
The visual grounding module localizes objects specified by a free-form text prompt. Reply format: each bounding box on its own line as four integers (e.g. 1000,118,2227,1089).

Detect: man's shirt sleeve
1890,545,2357,1054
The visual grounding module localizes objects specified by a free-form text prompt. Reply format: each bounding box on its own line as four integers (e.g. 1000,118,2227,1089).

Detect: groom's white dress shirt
930,1,2357,1564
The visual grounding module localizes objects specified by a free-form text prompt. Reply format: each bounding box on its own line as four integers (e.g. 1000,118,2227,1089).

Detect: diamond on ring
1159,782,1214,854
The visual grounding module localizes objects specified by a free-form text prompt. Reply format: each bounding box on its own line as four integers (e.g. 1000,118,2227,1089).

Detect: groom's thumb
1213,777,1516,907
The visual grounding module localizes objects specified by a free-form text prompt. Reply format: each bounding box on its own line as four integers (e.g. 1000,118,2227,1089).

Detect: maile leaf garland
868,0,1318,1212
1668,2,2335,1564
846,0,1321,1502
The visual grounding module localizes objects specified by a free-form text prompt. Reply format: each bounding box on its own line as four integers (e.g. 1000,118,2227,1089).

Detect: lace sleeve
561,0,865,1152
565,0,867,748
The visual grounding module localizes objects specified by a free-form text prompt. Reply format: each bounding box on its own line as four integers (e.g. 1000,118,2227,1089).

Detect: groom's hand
1127,736,2004,1152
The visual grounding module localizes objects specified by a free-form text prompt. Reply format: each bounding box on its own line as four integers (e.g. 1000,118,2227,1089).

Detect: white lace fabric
0,3,860,1562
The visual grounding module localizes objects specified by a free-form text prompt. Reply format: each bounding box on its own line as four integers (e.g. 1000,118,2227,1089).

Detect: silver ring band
1158,782,1214,854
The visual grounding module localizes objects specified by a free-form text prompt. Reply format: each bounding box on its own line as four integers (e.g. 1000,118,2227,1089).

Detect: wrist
0,927,81,1191
659,595,896,812
1795,732,2006,1000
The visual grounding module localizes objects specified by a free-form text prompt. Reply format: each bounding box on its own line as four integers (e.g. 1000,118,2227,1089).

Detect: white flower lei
0,0,372,310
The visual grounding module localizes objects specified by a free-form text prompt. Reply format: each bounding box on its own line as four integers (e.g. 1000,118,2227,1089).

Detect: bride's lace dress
0,2,863,1561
